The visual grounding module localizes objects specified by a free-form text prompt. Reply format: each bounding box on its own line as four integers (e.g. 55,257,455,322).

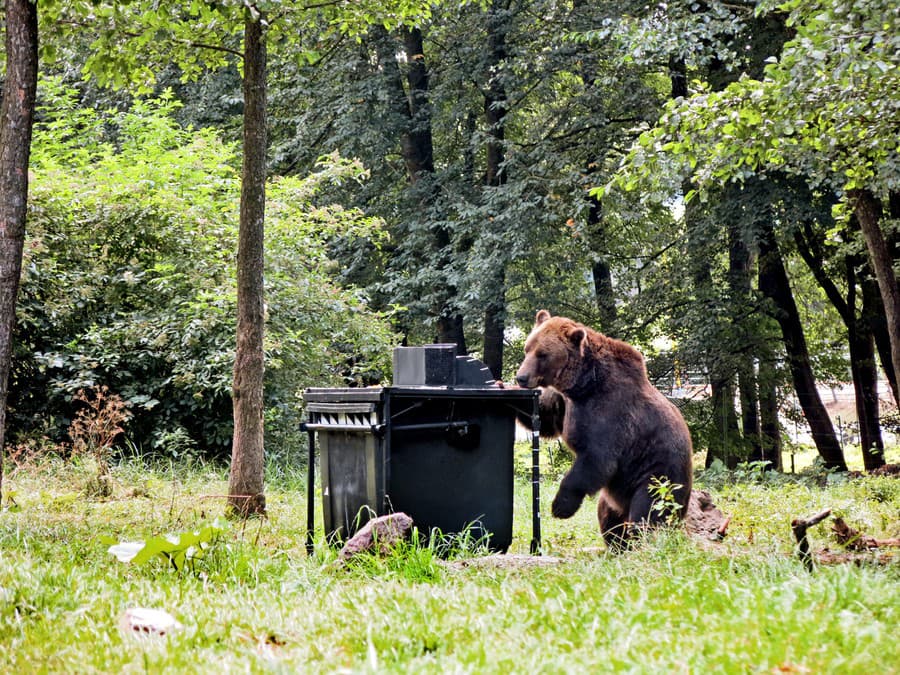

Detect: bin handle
301,422,387,436
390,420,471,433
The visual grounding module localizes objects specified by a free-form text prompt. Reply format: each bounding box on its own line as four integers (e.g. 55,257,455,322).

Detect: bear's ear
568,326,587,354
534,309,551,326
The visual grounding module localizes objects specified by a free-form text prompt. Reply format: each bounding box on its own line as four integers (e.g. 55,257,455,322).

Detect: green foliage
648,476,685,524
11,77,396,457
610,0,900,200
106,518,228,572
39,0,443,95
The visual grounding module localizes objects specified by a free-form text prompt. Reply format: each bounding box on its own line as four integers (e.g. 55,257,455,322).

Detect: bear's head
515,310,587,390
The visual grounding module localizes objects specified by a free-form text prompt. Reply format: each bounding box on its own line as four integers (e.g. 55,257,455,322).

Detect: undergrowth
1,452,898,673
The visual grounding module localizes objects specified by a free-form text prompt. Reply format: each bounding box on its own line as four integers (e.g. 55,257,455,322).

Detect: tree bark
793,217,885,471
706,378,742,469
437,314,467,354
228,11,267,518
401,27,435,179
377,26,467,354
728,216,760,460
757,349,783,470
856,273,886,470
587,213,617,335
871,297,899,407
480,0,510,379
758,223,846,471
0,0,38,501
850,189,900,408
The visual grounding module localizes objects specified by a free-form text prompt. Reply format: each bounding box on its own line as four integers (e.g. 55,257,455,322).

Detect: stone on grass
339,513,414,562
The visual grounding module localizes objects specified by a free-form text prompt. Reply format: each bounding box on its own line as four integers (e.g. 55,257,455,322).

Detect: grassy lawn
1,449,898,674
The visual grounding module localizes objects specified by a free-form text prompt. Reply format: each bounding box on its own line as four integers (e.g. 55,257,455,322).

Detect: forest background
2,0,899,484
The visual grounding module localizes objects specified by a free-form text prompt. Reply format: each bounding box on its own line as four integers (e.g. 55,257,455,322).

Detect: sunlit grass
1,451,898,673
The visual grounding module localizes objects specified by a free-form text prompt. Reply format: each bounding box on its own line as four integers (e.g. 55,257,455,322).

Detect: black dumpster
302,345,541,553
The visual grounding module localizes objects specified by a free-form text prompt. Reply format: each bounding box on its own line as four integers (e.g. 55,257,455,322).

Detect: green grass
1,452,898,674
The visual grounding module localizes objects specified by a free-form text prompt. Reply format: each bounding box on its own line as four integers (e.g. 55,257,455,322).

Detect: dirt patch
849,463,900,479
441,554,570,571
814,549,898,566
684,489,730,540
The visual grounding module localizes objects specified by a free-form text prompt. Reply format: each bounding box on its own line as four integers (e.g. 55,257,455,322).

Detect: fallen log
831,517,900,551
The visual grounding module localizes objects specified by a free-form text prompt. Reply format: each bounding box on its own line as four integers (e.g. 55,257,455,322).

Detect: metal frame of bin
302,386,543,555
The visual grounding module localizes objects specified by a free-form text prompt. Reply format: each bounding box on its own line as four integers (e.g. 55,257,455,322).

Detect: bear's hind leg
598,492,629,552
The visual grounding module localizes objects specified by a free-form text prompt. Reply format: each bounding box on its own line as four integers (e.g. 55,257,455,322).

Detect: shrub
10,77,397,459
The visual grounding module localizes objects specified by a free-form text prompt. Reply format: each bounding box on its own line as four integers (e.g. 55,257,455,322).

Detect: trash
119,607,182,639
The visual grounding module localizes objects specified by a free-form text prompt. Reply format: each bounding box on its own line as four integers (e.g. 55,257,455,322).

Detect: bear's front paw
551,489,584,518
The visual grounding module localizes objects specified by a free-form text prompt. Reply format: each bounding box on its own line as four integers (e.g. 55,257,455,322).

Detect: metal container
302,346,541,553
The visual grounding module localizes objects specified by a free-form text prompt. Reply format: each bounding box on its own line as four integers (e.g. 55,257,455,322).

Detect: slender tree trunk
871,301,899,407
480,0,510,379
437,315,467,353
850,189,900,403
706,378,741,468
228,11,267,518
401,27,435,178
856,275,886,470
588,216,617,334
571,0,617,335
886,192,900,404
758,223,846,470
757,347,783,470
728,213,760,459
0,0,38,501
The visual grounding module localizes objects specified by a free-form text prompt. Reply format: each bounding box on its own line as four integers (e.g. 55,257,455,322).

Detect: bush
10,78,397,459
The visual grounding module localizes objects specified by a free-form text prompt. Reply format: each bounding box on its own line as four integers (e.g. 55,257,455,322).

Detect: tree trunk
0,0,38,502
793,213,886,471
850,189,900,407
480,0,510,379
706,378,742,468
728,214,760,459
885,192,900,404
583,178,616,334
572,0,617,335
228,11,267,518
856,274,886,470
758,223,846,470
400,27,435,179
871,299,899,407
437,314,467,354
757,348,783,470
482,301,504,380
377,26,467,353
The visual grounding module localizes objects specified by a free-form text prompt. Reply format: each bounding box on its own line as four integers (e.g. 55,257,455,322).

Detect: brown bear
515,310,693,548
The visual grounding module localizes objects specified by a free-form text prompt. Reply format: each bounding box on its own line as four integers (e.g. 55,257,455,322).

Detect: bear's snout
515,371,535,388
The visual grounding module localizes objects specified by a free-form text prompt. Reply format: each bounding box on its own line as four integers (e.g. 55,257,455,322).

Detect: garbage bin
302,345,541,553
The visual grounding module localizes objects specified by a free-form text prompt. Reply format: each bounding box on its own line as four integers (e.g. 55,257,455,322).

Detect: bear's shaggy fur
515,310,693,548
